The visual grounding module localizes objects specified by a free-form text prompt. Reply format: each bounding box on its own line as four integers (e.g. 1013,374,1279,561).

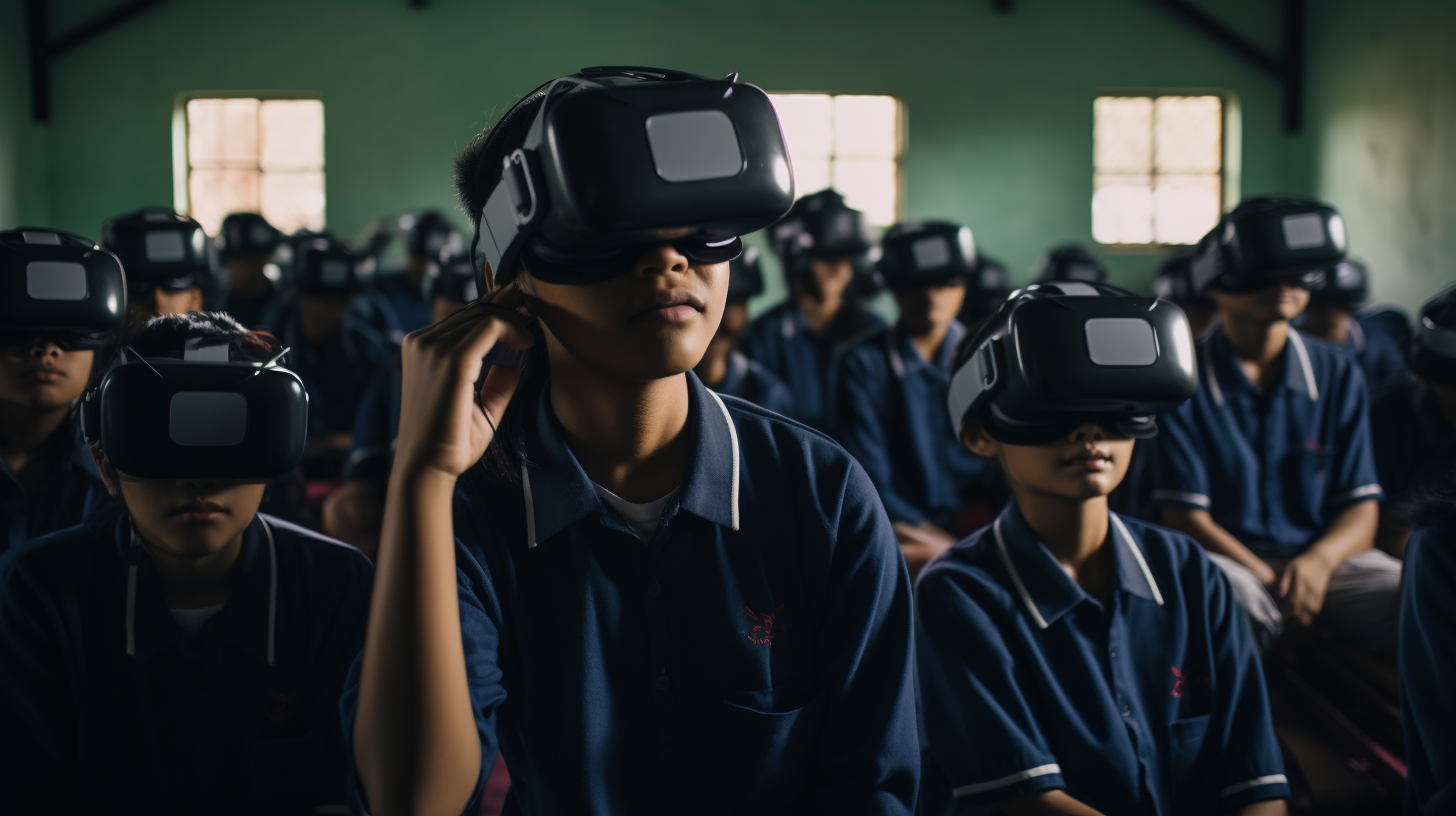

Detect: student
1298,259,1405,390
102,208,214,323
836,221,1000,577
740,189,884,431
215,211,283,330
918,282,1289,816
693,245,794,416
1154,197,1397,657
1398,461,1456,814
0,228,125,553
366,210,461,344
0,312,373,815
271,235,391,479
1370,285,1456,557
345,68,918,816
955,252,1013,332
1152,251,1219,340
1035,243,1108,284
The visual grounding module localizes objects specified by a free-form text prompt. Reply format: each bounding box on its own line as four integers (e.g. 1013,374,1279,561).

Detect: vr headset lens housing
948,283,1199,446
878,221,976,290
1411,287,1456,389
476,67,794,289
0,228,127,335
1192,199,1347,294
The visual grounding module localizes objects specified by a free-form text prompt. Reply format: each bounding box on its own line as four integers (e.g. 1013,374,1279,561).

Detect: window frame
172,90,326,234
767,91,907,227
1091,88,1240,251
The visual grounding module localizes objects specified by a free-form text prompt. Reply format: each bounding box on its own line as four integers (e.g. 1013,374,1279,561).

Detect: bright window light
1093,95,1223,245
769,93,902,226
182,98,325,235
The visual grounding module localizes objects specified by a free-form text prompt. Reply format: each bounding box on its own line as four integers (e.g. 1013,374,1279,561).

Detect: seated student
363,210,461,344
740,189,884,431
1153,251,1219,340
102,208,214,323
346,68,918,816
0,228,125,553
837,221,1000,577
917,282,1289,816
955,252,1013,333
1155,198,1398,657
0,312,373,815
1298,259,1405,390
215,212,283,330
693,246,794,416
1370,286,1456,558
1398,460,1456,814
1035,243,1109,284
270,236,391,479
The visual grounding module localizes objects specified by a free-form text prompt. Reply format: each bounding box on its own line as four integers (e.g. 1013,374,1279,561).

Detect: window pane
770,94,833,160
1092,175,1154,244
260,99,324,172
187,98,259,169
833,95,899,159
833,159,897,227
261,171,325,234
1154,96,1221,174
1153,174,1220,244
1094,96,1152,174
188,169,259,235
788,158,831,201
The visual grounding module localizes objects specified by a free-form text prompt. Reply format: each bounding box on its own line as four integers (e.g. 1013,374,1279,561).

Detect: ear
963,427,999,458
481,260,497,293
91,445,120,497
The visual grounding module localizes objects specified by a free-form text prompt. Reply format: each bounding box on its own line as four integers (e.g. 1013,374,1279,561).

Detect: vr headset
947,282,1198,445
770,189,872,275
430,249,480,304
1152,252,1215,310
1310,259,1369,307
102,208,214,293
1036,245,1108,284
1190,197,1346,293
81,341,308,479
474,66,794,289
1411,286,1456,389
216,213,282,260
404,211,461,261
877,220,976,291
293,236,371,296
726,245,764,304
0,228,127,349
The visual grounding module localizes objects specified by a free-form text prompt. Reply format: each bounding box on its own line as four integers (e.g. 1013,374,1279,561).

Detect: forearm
1234,799,1288,815
354,471,482,816
1304,499,1378,569
999,789,1107,816
1161,506,1265,570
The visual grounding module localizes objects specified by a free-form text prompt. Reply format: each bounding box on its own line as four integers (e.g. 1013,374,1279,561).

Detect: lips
174,500,228,520
633,290,706,323
1065,450,1114,471
24,366,65,382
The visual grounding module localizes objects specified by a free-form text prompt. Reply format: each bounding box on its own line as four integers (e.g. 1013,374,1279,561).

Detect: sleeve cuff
1328,484,1383,506
950,763,1064,807
1151,490,1211,509
1220,774,1291,809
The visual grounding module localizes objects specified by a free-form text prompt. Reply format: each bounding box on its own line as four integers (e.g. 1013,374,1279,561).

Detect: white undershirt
592,483,678,541
169,603,226,638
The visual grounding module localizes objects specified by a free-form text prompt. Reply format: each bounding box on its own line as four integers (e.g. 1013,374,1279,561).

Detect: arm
1277,499,1377,626
1000,790,1107,815
833,346,925,526
352,286,535,816
1162,507,1276,586
1234,802,1288,815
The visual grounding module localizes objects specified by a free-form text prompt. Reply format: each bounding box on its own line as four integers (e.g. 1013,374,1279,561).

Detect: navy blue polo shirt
1400,525,1456,814
0,512,373,815
1370,377,1455,527
361,273,433,345
343,365,403,485
1154,326,1383,559
0,422,119,556
340,371,919,815
1333,315,1405,391
740,302,885,432
711,350,794,416
916,504,1288,815
275,301,392,438
225,287,280,332
835,321,994,527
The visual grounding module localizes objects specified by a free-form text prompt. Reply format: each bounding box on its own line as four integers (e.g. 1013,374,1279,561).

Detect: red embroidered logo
267,689,303,722
1171,665,1208,698
743,604,788,645
1304,439,1325,453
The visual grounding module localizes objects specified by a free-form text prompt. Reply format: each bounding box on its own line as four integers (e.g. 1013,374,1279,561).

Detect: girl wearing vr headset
346,69,918,816
0,313,374,815
916,285,1288,816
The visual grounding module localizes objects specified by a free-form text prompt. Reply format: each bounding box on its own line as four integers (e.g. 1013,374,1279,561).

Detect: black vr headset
1152,252,1215,310
947,282,1198,445
102,208,215,293
1411,286,1456,389
877,220,976,291
430,249,480,304
1310,259,1369,308
1190,197,1346,294
216,213,282,260
293,236,371,296
81,341,307,479
404,211,461,261
473,66,794,289
1036,245,1108,284
726,245,764,304
0,228,127,349
770,189,873,277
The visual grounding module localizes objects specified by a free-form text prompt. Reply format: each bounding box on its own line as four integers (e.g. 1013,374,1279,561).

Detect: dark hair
453,89,552,483
90,312,280,392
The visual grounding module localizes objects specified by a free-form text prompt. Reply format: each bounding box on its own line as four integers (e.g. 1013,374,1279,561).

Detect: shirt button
1110,649,1117,658
656,674,670,691
648,582,661,597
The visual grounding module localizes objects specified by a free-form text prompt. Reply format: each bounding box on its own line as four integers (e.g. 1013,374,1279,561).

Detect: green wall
7,0,1319,312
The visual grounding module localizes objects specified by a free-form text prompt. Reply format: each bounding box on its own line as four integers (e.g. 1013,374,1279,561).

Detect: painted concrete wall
8,0,1312,312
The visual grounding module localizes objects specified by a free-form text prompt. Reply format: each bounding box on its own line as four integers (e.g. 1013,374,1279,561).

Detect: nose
1070,422,1108,443
632,243,691,277
175,477,227,492
26,338,62,358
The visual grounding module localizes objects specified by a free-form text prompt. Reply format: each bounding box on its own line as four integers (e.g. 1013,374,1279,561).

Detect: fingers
1276,567,1292,599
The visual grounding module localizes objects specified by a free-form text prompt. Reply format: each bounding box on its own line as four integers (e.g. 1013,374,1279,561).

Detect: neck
549,357,691,503
0,401,72,498
905,320,951,364
298,312,340,345
1221,315,1290,389
694,341,733,390
1303,307,1349,344
797,288,843,335
1012,484,1111,572
226,259,271,296
404,259,432,286
136,523,246,608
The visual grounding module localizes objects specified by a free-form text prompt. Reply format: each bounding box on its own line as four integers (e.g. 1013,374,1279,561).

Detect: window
1092,95,1223,245
768,94,903,227
178,97,325,236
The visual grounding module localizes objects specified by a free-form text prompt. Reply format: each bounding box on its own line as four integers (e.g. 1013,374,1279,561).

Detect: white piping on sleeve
993,518,1048,629
1331,484,1383,504
1151,490,1211,508
1221,774,1289,798
705,389,741,530
1205,356,1224,406
1288,330,1319,401
952,764,1062,797
1111,514,1163,606
522,466,538,548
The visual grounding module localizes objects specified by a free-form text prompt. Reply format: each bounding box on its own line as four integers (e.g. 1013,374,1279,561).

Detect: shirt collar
1204,324,1319,406
522,371,740,548
887,320,966,380
991,503,1163,629
122,514,278,664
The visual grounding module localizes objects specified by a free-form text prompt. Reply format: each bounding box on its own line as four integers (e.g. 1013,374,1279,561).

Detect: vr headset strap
947,341,999,433
1417,319,1456,357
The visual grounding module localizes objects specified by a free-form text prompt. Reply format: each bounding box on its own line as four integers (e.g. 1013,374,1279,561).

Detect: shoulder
1294,329,1361,381
0,517,119,594
718,392,882,502
260,514,373,577
916,527,1014,609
